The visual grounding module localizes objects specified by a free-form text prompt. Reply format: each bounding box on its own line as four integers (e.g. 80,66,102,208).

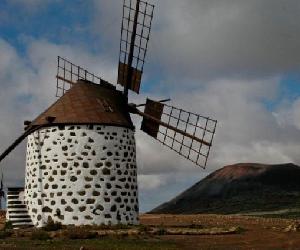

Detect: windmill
0,0,217,228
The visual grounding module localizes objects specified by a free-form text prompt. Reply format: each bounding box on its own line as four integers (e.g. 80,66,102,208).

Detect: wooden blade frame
56,56,104,97
118,0,154,95
139,100,217,169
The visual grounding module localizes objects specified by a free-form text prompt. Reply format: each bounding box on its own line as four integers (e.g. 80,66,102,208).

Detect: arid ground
1,212,300,249
141,214,300,250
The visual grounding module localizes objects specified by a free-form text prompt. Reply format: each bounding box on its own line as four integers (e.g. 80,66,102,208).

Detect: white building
23,80,138,227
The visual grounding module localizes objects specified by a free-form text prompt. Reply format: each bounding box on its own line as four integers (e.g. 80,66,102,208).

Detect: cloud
1,1,300,211
151,0,300,81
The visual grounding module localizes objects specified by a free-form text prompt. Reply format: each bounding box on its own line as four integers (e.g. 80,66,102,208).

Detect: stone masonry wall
24,125,138,227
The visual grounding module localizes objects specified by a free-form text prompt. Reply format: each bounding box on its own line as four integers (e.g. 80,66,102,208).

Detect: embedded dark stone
79,206,86,212
52,170,57,175
95,163,103,168
42,206,52,213
115,197,121,203
57,192,62,196
62,146,68,151
102,168,110,175
104,214,112,219
85,215,93,220
37,215,42,221
90,170,97,175
110,205,117,212
105,161,112,167
85,176,93,182
119,178,126,182
78,190,86,196
70,132,76,136
134,205,139,212
82,152,88,156
95,204,104,211
70,176,77,182
51,200,56,205
88,137,94,143
104,197,110,202
92,150,96,156
52,184,58,189
62,162,68,168
73,216,78,220
71,198,78,204
82,132,87,136
85,184,91,189
95,184,101,188
83,162,89,168
74,162,79,167
107,151,113,156
40,165,46,170
86,198,95,204
65,206,73,212
106,183,112,189
38,199,42,205
61,170,66,175
32,208,37,214
92,191,100,196
61,199,67,205
67,192,73,196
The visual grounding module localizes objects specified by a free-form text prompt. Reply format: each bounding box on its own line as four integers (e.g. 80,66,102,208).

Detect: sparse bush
31,230,51,240
44,219,62,231
3,221,13,230
189,224,204,229
156,227,167,235
138,224,151,233
0,230,12,239
62,227,97,239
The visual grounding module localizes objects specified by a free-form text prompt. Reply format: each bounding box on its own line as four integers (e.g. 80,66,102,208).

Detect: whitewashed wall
24,125,138,227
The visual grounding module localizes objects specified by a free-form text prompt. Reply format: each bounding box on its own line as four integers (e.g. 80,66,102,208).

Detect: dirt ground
140,214,300,250
2,212,300,249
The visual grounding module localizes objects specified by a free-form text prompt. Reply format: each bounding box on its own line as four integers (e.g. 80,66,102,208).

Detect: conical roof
31,80,134,129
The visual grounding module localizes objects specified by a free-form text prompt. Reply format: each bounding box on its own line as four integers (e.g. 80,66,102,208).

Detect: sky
0,0,300,212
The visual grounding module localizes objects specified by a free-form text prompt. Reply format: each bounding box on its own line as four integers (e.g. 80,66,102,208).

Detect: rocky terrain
151,163,300,215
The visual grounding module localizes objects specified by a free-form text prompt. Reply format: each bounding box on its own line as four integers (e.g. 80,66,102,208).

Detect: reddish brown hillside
151,163,300,214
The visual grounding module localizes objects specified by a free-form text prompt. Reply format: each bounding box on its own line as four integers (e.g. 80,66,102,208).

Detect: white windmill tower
0,0,217,228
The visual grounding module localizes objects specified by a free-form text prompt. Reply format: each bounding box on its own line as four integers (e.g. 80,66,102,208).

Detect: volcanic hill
151,163,300,214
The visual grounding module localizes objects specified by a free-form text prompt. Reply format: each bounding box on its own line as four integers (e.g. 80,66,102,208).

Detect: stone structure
23,80,138,227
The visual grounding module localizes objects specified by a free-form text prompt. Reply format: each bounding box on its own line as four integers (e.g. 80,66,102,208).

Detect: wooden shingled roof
31,80,134,129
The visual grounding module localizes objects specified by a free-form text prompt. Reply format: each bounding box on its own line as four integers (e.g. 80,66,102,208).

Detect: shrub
0,230,12,239
3,221,13,230
44,220,62,231
156,227,167,235
31,230,51,240
63,227,97,239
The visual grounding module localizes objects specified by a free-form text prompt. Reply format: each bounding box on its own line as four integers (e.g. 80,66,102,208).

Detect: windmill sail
138,99,217,168
56,56,106,97
118,0,154,94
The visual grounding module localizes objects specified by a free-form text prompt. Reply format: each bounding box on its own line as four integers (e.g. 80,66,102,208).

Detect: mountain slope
150,163,300,214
